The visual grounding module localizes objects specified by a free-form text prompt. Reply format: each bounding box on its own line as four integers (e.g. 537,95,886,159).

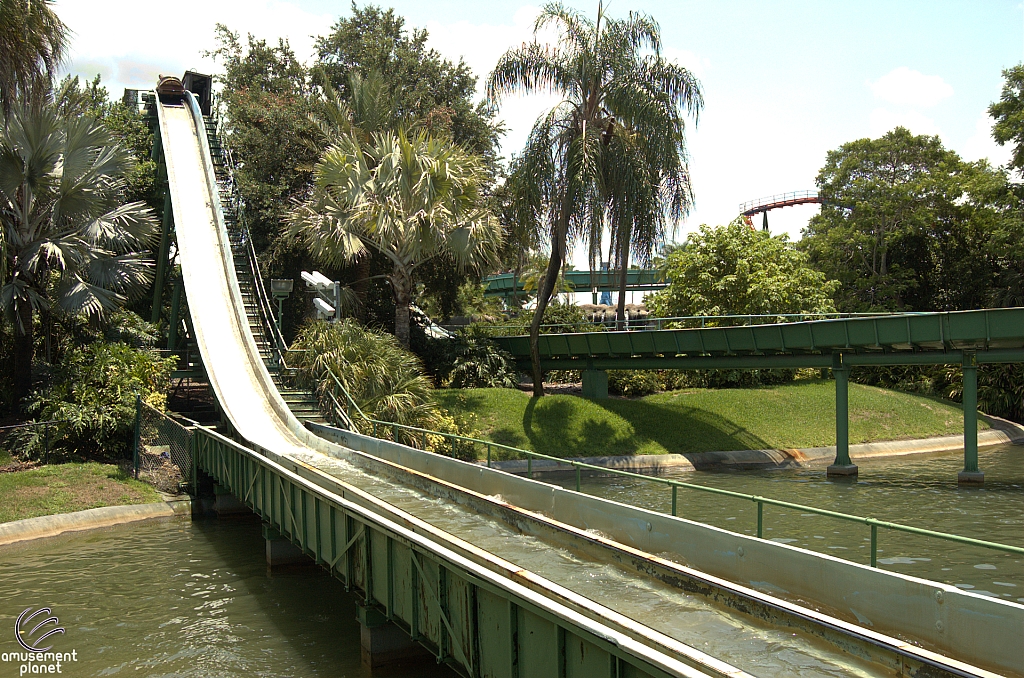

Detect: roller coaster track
739,190,822,216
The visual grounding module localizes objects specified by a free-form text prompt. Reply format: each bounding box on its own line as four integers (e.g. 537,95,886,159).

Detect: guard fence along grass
434,378,986,460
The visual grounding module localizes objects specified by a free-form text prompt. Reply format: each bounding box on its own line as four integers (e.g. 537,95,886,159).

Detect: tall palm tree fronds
287,129,501,347
487,1,702,395
0,102,159,402
0,0,70,116
308,69,405,148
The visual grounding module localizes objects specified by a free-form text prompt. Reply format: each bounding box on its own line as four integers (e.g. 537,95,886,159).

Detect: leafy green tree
648,219,837,318
207,25,319,253
0,0,69,116
0,102,158,404
53,74,159,206
287,130,500,347
487,2,702,395
801,127,1005,312
990,64,1024,171
315,3,500,164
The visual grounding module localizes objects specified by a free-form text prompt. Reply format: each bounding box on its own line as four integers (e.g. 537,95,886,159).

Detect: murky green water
552,444,1024,600
0,517,452,678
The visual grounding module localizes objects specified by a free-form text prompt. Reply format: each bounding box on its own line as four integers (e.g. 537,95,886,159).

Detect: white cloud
869,66,953,108
869,107,942,137
56,0,334,95
961,111,1012,167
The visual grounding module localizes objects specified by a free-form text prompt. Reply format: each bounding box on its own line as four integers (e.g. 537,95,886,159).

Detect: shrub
291,319,480,456
851,363,1024,424
608,370,662,397
667,368,796,389
412,324,519,389
19,341,175,461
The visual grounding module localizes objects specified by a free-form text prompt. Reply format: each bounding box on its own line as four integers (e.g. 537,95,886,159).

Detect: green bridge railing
320,372,1024,571
469,311,909,335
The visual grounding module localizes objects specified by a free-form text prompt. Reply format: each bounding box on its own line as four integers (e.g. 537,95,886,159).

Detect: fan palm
1,102,159,403
488,1,702,395
287,129,500,347
0,0,70,117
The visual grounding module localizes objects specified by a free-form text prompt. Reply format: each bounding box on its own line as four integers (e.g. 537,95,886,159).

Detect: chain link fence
138,402,194,493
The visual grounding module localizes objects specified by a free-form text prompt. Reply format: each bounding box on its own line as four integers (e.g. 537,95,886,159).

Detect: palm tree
488,1,702,395
1,102,159,404
287,129,500,347
0,0,70,116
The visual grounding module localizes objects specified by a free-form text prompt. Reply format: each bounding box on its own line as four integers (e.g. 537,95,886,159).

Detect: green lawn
434,379,986,459
0,463,161,524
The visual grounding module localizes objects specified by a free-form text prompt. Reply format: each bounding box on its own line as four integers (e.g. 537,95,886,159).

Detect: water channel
292,450,894,677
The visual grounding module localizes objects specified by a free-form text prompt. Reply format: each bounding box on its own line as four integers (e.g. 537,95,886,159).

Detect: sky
56,0,1023,268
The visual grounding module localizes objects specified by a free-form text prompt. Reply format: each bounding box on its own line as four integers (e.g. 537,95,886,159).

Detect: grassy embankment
434,378,986,460
0,447,160,523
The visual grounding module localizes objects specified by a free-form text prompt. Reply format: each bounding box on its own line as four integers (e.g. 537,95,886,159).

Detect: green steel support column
150,192,174,324
959,352,984,485
167,276,182,351
827,355,858,478
581,369,608,399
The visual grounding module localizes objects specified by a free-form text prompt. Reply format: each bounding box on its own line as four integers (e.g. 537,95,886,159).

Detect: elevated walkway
492,311,1024,482
484,269,666,303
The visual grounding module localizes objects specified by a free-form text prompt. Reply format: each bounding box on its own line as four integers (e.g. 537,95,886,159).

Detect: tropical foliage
0,0,69,116
487,1,702,393
19,339,175,461
287,129,500,346
801,127,1011,312
289,319,474,458
648,219,838,319
0,101,158,403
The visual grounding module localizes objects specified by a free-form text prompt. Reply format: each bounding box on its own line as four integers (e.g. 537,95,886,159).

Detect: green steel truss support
151,191,174,324
190,427,706,678
492,309,1024,484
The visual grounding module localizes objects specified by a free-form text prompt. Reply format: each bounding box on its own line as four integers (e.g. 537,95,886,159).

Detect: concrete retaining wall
483,414,1024,476
0,500,190,547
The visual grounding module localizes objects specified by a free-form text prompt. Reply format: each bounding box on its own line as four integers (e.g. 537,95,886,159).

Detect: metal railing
319,375,1024,570
739,190,820,215
474,311,915,336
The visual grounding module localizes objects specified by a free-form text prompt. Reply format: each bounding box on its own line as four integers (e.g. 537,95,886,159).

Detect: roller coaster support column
582,366,608,399
959,352,984,486
827,354,858,478
151,192,174,324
